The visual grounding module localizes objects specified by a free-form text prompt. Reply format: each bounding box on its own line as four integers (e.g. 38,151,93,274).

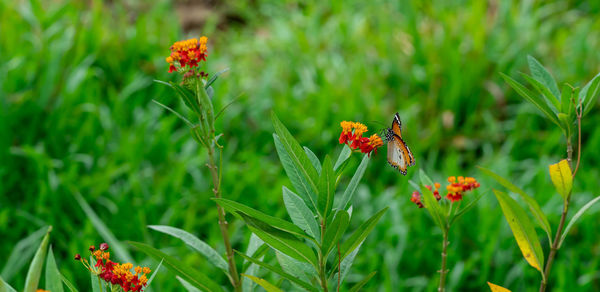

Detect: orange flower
410,177,480,207
166,37,209,75
338,121,382,156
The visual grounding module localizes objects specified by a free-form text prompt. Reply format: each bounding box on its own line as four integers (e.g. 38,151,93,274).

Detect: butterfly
384,113,415,175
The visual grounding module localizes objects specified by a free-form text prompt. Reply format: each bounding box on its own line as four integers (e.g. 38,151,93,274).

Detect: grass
2,0,600,290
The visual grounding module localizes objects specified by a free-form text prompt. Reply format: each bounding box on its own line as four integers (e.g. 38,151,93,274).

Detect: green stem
539,202,569,292
319,219,329,292
97,276,103,292
207,145,241,292
438,229,449,292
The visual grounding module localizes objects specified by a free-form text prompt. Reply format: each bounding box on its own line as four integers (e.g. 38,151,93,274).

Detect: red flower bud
100,243,109,251
74,254,81,260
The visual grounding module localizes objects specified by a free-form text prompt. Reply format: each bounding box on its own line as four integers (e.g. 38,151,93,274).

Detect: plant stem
207,145,241,292
319,219,329,292
539,202,569,292
438,229,449,292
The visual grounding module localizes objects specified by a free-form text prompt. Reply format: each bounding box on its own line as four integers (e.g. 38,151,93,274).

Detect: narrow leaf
148,225,229,274
176,276,202,292
152,99,194,127
24,226,51,292
74,192,133,263
213,198,309,239
348,271,376,292
558,195,600,248
527,55,560,99
1,226,47,282
478,166,552,243
274,134,318,213
340,207,388,261
449,191,484,226
419,170,445,230
304,147,322,174
239,213,318,267
90,269,103,292
236,251,319,292
242,233,265,291
205,68,230,89
271,112,319,194
560,84,573,116
318,155,335,219
45,246,64,292
500,73,561,127
548,159,573,201
488,282,512,292
580,72,600,116
322,210,350,257
520,73,560,112
333,145,352,171
336,154,369,210
0,276,17,292
282,187,320,241
60,275,79,292
145,259,163,289
275,252,314,285
242,274,283,292
129,241,224,292
494,190,544,274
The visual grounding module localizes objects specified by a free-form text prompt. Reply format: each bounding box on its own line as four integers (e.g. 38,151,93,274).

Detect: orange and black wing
391,112,403,138
387,134,414,175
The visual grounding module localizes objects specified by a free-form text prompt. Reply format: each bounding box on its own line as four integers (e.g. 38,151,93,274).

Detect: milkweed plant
484,56,600,292
2,37,599,292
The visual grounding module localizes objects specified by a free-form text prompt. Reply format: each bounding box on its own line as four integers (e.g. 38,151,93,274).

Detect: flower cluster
410,183,441,208
445,176,480,202
339,121,383,156
166,36,208,75
411,177,480,207
75,243,151,292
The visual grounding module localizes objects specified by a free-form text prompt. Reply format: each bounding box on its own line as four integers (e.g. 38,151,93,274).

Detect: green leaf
493,190,544,274
330,241,362,285
241,274,283,292
558,195,600,248
144,259,163,290
548,159,573,201
336,154,370,210
236,251,319,292
500,73,561,128
152,99,194,127
304,146,322,174
1,226,47,282
275,252,315,285
148,225,229,274
176,276,202,292
242,233,265,291
318,155,335,219
238,213,318,267
333,145,352,171
340,207,388,261
274,134,319,213
74,192,133,263
478,166,552,243
197,83,214,132
322,210,350,257
520,73,560,112
205,68,229,89
560,84,574,116
272,112,319,198
129,241,224,292
348,271,376,292
213,198,309,239
0,276,17,292
527,55,560,99
282,187,320,241
24,226,51,292
449,191,484,226
155,80,202,116
90,269,103,292
418,170,446,230
60,275,79,292
45,246,64,292
580,72,600,116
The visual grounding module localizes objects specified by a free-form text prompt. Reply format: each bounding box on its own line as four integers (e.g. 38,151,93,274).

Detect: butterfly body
385,113,415,175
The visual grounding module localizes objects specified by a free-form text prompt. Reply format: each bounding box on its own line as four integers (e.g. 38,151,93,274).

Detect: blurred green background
2,0,600,291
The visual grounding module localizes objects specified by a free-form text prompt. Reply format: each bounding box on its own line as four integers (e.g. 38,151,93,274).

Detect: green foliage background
1,0,600,290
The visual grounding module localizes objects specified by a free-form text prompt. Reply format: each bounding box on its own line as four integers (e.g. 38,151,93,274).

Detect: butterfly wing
391,112,402,138
387,134,410,175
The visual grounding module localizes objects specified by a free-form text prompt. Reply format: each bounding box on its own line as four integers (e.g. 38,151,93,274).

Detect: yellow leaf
487,282,512,292
242,274,283,292
548,159,573,201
